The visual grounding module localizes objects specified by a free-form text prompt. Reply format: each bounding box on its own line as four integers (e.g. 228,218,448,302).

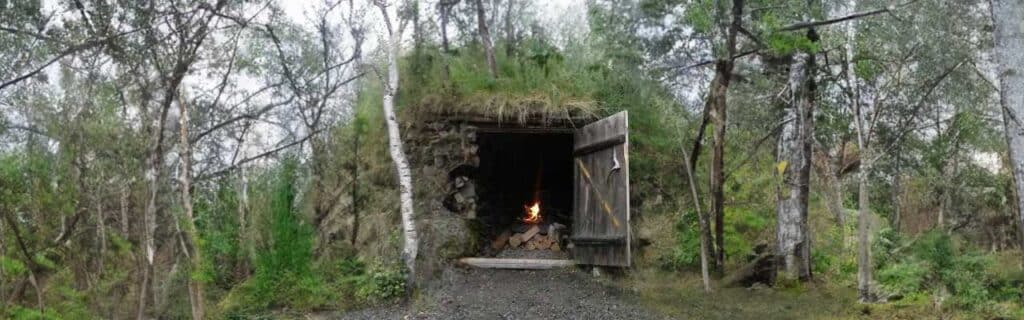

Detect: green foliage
194,180,245,289
663,210,702,269
662,206,771,270
722,207,772,258
353,267,407,304
220,158,328,314
1,255,27,278
758,13,821,56
256,157,314,280
875,231,1015,311
681,1,715,34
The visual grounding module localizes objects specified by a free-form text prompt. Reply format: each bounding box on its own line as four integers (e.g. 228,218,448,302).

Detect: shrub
876,231,1007,311
219,158,332,314
354,268,406,304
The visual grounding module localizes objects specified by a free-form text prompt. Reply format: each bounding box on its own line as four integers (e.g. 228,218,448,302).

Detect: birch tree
475,0,499,79
375,0,419,291
992,0,1024,252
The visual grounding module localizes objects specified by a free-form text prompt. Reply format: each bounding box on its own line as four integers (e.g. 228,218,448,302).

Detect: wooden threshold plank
457,258,575,270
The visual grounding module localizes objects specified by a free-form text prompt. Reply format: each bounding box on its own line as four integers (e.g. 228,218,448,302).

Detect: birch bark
377,1,419,290
992,0,1024,252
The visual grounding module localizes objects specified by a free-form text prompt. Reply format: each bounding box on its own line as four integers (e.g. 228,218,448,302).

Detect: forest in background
1,0,1023,318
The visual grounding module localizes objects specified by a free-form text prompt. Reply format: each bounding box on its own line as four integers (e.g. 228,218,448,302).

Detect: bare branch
778,0,920,32
196,129,325,181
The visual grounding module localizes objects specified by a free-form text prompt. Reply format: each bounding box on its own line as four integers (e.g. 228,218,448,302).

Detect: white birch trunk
992,0,1024,252
378,2,419,289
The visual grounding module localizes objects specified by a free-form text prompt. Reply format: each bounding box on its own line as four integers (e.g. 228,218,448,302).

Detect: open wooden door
572,111,630,267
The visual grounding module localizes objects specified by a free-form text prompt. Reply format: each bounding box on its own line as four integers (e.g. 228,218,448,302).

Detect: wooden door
572,111,630,267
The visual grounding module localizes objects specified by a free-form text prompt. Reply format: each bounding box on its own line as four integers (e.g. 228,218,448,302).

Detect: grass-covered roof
396,40,603,124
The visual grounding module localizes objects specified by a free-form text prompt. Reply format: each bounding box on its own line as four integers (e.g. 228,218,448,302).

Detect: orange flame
523,202,542,224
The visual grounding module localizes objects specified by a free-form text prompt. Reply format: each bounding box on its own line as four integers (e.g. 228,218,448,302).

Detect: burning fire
523,201,542,224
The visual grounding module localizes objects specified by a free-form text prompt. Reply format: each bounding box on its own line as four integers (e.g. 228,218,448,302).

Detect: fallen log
722,249,775,287
458,258,575,269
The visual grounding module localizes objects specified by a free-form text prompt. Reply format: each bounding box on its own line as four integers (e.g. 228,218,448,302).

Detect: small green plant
354,268,406,304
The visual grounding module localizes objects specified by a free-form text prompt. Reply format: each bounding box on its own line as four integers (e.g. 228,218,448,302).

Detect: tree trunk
843,0,874,302
856,151,873,302
350,126,361,247
993,0,1024,255
681,145,712,292
892,152,902,233
138,102,171,320
708,62,728,273
378,4,419,291
504,0,515,57
776,47,815,282
178,94,205,320
854,96,874,302
439,1,454,85
120,185,129,236
707,0,744,274
475,0,498,79
96,202,107,278
815,143,846,227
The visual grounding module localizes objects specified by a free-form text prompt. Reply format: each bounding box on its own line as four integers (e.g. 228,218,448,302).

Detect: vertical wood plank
572,111,630,267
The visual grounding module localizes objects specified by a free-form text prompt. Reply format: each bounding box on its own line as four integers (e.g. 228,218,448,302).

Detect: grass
617,269,991,320
396,41,604,124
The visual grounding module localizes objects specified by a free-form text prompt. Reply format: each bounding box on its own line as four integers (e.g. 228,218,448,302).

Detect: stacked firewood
491,223,566,252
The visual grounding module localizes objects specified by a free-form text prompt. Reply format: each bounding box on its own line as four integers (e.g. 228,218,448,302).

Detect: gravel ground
494,247,569,259
336,266,672,320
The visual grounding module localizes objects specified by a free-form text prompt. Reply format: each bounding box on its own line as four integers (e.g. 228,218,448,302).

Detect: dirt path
336,266,672,320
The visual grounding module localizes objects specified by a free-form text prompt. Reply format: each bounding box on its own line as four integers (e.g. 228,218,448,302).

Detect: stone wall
405,121,483,279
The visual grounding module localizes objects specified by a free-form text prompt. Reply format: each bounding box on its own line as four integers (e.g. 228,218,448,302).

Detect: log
509,233,523,248
551,243,561,252
458,258,575,269
526,240,536,250
722,251,775,287
520,225,541,242
536,237,552,250
492,230,512,250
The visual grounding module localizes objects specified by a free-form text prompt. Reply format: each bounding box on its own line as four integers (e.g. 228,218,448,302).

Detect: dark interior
475,131,574,241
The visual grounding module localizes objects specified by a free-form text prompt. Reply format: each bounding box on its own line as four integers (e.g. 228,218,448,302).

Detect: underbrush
214,159,406,318
874,230,1024,317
